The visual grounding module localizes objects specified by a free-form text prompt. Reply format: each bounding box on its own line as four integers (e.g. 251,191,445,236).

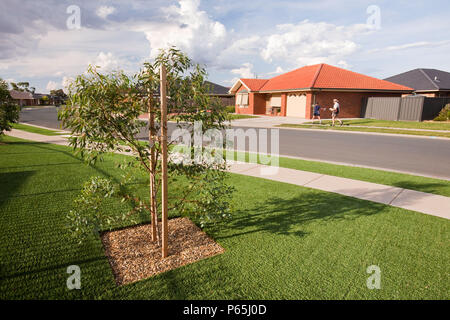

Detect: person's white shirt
333,102,340,111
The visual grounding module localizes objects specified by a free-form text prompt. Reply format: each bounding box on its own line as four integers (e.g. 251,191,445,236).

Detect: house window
270,95,282,107
236,93,249,108
236,94,242,105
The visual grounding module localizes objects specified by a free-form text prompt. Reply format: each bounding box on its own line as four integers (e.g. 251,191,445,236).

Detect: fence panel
364,97,401,120
422,97,450,120
398,96,424,121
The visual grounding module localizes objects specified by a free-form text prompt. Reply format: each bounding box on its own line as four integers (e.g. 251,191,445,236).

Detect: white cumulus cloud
261,20,368,68
231,63,254,78
46,80,59,91
267,66,284,75
91,52,120,71
132,0,228,65
96,6,117,19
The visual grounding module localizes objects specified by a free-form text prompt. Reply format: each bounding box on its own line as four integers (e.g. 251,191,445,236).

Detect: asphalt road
19,107,450,179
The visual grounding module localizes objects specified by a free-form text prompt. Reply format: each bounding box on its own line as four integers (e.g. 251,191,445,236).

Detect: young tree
0,78,19,139
59,48,233,257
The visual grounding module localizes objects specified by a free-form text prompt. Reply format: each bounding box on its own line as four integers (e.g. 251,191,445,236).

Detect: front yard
0,136,448,299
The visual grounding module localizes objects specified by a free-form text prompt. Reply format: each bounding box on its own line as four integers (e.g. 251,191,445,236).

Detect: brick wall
252,93,267,114
235,85,252,114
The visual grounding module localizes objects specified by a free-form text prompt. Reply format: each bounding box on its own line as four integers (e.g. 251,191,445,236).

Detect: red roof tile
240,78,269,91
313,64,413,91
255,64,413,92
259,65,319,91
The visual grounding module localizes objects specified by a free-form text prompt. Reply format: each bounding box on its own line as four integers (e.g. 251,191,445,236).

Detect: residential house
9,90,35,107
384,68,450,97
229,64,413,119
204,81,234,107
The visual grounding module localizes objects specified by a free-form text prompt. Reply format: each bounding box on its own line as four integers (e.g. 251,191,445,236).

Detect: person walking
312,103,322,124
329,99,342,126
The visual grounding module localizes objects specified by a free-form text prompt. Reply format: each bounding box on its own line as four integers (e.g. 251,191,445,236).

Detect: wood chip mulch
101,217,224,286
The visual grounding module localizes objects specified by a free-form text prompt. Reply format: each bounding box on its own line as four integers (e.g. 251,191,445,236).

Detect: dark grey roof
204,81,232,95
9,90,34,100
384,68,450,91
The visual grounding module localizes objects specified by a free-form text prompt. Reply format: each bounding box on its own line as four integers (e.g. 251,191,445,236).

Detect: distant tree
40,95,50,105
50,89,68,105
10,81,34,93
0,78,19,139
50,89,67,97
434,104,450,121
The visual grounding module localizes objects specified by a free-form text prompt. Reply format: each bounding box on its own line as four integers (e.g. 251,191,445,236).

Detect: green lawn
228,114,259,120
278,123,450,139
304,119,450,131
0,136,448,299
11,123,66,136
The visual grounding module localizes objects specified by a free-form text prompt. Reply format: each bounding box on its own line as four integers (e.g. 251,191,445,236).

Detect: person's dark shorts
313,112,320,116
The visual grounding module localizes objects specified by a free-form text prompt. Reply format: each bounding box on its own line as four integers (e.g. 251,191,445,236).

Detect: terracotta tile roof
240,78,269,91
259,64,319,91
313,64,413,91
255,64,413,92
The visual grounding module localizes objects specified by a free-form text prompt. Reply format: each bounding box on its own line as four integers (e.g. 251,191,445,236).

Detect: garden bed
101,217,224,285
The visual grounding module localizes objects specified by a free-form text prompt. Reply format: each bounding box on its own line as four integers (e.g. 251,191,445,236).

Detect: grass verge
11,123,66,136
277,123,450,139
0,135,448,299
233,151,450,197
303,119,450,131
228,114,259,120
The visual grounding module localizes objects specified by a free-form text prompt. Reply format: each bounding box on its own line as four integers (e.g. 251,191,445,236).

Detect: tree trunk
160,65,169,258
148,97,158,243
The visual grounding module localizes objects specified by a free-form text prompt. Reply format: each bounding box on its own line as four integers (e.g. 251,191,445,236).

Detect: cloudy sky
1,0,449,93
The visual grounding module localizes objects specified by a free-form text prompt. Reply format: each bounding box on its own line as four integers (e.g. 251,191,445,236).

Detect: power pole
160,65,169,258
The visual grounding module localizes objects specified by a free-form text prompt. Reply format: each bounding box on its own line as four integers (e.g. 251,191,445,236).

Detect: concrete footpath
5,129,450,220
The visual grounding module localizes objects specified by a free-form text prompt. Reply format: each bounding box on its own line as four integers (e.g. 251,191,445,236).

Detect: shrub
0,78,20,138
225,105,235,113
434,104,450,121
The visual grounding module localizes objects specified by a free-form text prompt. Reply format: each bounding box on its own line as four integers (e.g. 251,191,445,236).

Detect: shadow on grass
216,192,387,240
0,171,35,204
1,162,82,170
391,181,450,196
0,255,105,281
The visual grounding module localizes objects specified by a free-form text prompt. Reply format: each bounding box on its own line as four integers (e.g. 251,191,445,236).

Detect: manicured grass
278,123,450,138
304,119,450,131
22,105,59,109
233,151,450,197
228,114,259,120
0,136,448,299
11,123,66,136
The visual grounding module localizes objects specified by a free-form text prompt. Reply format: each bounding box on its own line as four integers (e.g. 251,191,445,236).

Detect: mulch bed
101,217,224,286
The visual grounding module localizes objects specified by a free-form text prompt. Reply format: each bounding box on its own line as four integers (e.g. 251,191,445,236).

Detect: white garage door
286,93,307,117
